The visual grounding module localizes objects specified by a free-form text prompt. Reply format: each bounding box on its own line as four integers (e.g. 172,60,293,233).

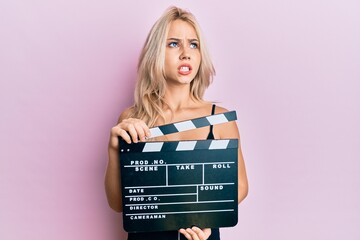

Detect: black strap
211,104,216,115
207,104,216,139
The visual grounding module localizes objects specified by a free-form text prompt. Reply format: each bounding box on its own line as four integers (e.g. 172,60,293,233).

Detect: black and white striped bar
149,111,237,138
120,139,238,153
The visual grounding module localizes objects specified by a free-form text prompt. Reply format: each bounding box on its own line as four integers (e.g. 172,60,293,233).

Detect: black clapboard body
119,111,238,233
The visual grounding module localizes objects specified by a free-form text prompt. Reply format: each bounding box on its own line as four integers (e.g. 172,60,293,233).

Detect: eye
190,42,198,49
168,42,179,48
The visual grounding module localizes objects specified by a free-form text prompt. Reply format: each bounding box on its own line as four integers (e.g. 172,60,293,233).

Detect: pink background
1,0,359,239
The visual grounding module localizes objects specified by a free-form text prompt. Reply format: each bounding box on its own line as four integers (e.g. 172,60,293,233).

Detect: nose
179,47,190,60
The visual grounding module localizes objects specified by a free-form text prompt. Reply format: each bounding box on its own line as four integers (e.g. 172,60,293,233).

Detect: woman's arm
105,108,150,212
215,107,249,204
105,144,123,212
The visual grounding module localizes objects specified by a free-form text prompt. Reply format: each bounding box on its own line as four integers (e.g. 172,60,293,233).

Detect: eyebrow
167,38,199,42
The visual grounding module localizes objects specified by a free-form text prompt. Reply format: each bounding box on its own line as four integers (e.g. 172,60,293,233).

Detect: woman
105,6,248,240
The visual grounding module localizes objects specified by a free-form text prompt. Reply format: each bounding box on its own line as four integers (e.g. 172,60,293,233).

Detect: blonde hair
131,6,215,127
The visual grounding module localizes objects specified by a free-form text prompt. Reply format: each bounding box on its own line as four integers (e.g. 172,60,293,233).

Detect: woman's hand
179,227,211,240
109,118,151,148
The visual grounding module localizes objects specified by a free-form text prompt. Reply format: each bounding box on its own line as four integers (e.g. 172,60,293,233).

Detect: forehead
167,19,198,39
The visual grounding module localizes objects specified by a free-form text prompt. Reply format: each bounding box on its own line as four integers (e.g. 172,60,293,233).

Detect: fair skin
105,20,248,240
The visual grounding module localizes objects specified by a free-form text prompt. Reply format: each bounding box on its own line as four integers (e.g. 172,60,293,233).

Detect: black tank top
127,104,220,240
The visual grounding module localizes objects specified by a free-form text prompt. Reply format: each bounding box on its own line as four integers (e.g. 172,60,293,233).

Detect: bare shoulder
213,105,240,139
213,105,230,114
117,106,135,123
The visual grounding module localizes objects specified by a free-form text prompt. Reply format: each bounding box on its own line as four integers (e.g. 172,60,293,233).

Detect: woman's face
164,20,201,86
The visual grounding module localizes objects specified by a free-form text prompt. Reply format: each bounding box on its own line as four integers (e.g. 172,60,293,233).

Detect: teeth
180,66,190,71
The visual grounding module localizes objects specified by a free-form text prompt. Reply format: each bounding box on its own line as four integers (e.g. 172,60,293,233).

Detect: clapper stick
119,111,239,233
148,110,237,138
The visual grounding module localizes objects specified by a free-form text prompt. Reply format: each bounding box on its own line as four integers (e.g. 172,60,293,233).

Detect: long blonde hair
131,6,215,127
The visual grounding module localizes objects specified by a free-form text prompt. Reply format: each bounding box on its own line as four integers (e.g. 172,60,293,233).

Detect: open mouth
178,64,192,75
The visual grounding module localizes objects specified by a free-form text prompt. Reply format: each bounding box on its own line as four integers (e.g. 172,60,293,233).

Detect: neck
163,83,195,111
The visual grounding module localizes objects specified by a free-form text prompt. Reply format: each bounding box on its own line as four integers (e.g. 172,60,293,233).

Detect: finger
179,229,192,240
126,125,139,143
185,228,200,240
203,228,212,238
111,127,131,145
192,227,211,240
191,226,204,239
125,119,150,142
133,120,150,140
140,121,151,138
133,123,147,142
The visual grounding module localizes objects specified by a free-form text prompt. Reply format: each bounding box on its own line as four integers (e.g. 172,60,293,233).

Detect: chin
179,79,194,85
179,76,196,84
166,74,195,85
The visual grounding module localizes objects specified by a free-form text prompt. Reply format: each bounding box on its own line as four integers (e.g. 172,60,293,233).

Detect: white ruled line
124,182,235,189
166,165,168,186
124,162,235,168
125,193,196,198
202,164,205,184
125,200,235,207
125,209,234,216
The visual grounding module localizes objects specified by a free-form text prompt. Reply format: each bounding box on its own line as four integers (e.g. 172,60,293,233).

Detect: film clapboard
118,111,239,233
